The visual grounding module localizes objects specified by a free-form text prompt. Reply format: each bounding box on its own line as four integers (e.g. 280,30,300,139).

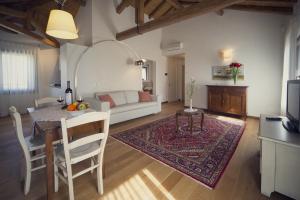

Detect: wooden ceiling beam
166,0,184,9
135,0,145,25
116,0,131,14
144,0,164,14
241,0,296,7
149,1,172,19
0,5,26,18
229,4,293,14
0,18,59,48
216,9,225,15
116,0,245,40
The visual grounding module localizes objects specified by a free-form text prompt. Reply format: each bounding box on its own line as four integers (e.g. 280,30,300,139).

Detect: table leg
45,131,54,200
201,113,204,131
190,116,193,135
176,114,179,133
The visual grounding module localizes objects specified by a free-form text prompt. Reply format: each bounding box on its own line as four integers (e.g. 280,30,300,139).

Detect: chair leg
24,159,31,195
54,155,59,192
90,158,94,174
97,164,103,195
67,176,75,200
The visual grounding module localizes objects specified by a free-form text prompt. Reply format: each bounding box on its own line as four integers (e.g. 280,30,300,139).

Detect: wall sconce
135,59,146,66
220,49,233,62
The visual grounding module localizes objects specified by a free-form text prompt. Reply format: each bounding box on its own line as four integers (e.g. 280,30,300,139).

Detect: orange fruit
67,104,76,111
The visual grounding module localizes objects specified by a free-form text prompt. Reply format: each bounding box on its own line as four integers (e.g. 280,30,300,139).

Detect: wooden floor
0,102,270,200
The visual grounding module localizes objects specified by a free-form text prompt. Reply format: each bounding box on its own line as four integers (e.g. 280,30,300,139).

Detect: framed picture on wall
212,65,245,80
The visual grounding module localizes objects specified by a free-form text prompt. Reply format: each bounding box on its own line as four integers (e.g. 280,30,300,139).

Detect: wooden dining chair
9,106,60,195
54,111,110,200
35,97,59,108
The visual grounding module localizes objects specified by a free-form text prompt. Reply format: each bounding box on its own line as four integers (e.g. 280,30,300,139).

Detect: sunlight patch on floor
102,174,156,200
215,115,244,125
142,169,176,200
100,168,178,200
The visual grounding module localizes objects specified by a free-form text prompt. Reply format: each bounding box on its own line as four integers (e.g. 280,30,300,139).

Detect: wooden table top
27,106,94,132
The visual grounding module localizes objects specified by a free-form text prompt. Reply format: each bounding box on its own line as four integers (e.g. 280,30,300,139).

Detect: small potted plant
229,62,243,85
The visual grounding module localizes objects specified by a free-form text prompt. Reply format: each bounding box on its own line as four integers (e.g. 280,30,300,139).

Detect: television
283,80,300,133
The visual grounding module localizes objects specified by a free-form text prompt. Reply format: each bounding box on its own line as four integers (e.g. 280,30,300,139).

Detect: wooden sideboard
207,85,247,119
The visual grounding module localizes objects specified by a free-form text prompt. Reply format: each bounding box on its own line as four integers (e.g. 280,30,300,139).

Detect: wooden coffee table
176,109,205,135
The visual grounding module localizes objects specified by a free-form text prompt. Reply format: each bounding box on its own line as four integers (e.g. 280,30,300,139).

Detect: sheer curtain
0,41,38,116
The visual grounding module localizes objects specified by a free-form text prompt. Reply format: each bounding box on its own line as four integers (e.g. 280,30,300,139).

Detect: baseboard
246,115,259,120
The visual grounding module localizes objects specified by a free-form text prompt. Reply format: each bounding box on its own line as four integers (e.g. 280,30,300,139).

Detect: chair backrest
35,97,58,108
60,111,110,164
9,106,31,161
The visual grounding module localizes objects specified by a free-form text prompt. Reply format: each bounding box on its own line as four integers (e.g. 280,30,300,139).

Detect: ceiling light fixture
46,0,78,40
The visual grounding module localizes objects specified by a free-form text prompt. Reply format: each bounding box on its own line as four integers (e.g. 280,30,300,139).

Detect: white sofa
85,90,161,124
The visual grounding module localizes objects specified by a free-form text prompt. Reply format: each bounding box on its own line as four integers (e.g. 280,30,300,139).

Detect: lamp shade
46,9,78,40
220,49,233,61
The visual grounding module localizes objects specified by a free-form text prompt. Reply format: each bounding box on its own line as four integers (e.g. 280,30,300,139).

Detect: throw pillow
138,91,152,102
98,95,116,108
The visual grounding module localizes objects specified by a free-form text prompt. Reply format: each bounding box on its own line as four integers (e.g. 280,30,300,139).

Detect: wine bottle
65,81,73,105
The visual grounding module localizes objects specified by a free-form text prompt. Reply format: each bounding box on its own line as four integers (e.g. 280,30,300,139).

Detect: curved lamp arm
74,39,142,99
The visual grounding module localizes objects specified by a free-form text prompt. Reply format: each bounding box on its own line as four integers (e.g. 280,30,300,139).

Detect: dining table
27,105,102,200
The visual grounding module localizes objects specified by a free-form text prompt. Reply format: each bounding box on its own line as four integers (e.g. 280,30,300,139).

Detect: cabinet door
224,88,246,115
208,87,224,112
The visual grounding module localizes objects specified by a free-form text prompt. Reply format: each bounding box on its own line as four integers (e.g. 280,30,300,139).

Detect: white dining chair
9,106,61,195
35,97,59,108
54,111,110,200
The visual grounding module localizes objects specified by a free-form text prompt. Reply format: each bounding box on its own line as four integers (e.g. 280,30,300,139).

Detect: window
0,48,37,94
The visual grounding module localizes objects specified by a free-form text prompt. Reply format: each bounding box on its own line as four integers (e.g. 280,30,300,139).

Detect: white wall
38,48,60,97
162,10,288,117
64,0,168,101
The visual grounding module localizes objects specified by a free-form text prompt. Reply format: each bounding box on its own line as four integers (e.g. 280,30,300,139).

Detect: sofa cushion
111,102,157,114
108,92,126,106
125,91,139,104
98,95,116,108
138,91,152,102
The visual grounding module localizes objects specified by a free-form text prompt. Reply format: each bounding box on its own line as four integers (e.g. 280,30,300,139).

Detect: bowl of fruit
67,102,89,117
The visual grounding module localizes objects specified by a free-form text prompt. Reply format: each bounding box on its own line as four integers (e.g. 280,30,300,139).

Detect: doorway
167,54,185,102
142,59,156,95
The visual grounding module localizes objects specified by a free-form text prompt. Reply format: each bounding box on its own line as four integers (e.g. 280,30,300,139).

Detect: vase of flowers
186,78,196,112
229,62,243,85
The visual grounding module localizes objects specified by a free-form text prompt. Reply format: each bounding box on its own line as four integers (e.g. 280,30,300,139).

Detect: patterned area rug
111,114,246,189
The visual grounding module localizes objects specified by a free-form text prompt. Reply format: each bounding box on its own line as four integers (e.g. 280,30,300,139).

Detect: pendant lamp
46,0,78,39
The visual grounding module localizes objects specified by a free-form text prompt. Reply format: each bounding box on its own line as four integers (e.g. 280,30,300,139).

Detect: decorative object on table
186,78,197,112
212,65,245,81
229,62,243,85
76,96,83,103
112,114,245,189
46,0,78,39
65,81,73,105
57,96,64,104
67,101,89,117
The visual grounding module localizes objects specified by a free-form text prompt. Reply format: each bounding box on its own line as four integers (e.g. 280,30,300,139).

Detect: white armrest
151,95,161,103
84,97,110,112
151,95,161,113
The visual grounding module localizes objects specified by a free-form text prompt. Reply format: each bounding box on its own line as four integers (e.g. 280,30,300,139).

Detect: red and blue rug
111,114,245,189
